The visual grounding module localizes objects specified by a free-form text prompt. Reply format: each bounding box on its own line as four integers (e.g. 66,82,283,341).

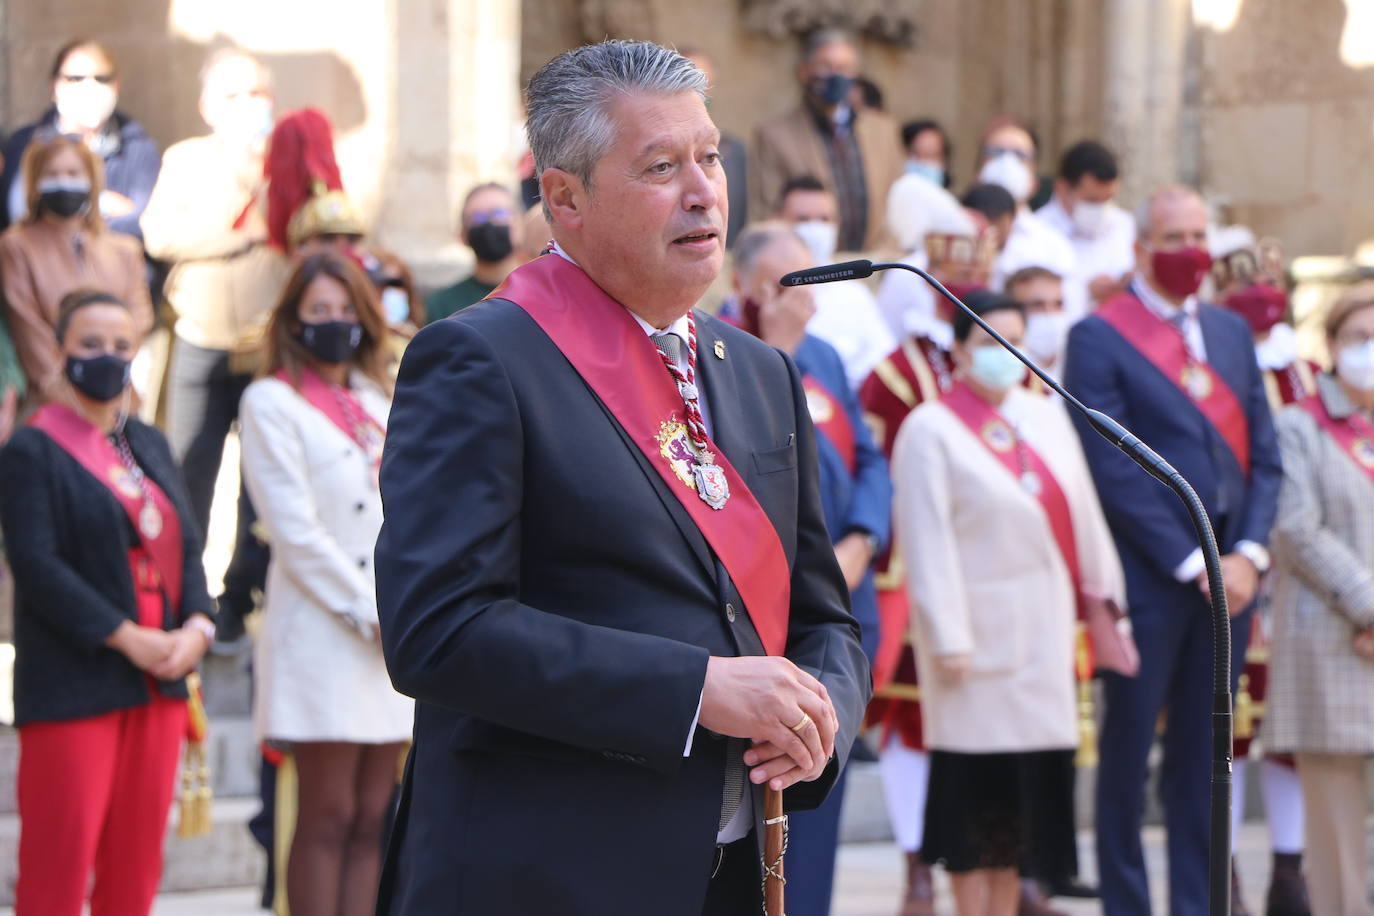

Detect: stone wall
0,0,521,285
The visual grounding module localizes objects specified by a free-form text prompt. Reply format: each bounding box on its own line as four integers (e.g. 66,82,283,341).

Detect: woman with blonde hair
238,252,411,916
0,133,151,408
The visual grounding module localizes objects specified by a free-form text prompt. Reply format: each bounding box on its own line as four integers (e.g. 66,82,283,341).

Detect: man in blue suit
723,221,891,916
1064,185,1282,915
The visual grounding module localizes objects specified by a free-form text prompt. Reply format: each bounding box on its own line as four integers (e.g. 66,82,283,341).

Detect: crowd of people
0,28,1371,916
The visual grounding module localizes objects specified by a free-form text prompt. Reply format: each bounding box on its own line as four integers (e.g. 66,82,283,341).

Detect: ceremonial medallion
109,465,143,499
656,419,698,488
693,462,730,509
1020,471,1042,496
980,420,1015,453
139,501,164,539
1355,437,1374,469
1181,365,1213,400
805,388,833,424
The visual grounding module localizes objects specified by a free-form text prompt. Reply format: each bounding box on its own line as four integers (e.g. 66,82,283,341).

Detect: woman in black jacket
0,289,213,916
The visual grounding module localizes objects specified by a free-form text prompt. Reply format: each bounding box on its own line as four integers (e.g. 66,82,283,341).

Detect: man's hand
757,286,816,356
935,653,970,686
699,656,838,791
1197,553,1259,616
1088,273,1128,304
106,621,176,672
833,532,874,592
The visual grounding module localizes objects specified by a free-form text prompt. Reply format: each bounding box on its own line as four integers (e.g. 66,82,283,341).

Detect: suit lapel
1198,305,1241,395
694,317,754,485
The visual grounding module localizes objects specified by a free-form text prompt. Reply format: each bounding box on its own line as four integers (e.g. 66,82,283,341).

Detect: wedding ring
789,713,813,733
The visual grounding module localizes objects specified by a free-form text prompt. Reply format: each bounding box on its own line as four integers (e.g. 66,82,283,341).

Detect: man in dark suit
373,40,869,916
1064,185,1283,915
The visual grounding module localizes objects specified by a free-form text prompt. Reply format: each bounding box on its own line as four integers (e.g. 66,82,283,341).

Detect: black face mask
66,353,130,402
811,73,854,107
468,222,513,263
39,188,92,219
297,320,363,365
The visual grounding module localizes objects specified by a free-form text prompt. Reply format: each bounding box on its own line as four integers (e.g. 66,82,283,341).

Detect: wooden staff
763,786,786,915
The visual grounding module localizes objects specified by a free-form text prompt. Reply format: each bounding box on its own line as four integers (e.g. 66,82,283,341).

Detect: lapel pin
714,340,726,360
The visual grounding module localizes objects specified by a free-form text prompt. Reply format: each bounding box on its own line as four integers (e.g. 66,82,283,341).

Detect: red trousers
15,554,188,916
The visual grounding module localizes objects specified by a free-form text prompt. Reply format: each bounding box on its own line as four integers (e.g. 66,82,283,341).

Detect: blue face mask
968,345,1026,392
812,74,854,107
905,160,945,186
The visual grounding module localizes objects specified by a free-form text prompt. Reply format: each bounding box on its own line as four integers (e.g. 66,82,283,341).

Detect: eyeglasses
468,208,513,226
982,145,1033,162
1337,331,1374,348
59,73,115,85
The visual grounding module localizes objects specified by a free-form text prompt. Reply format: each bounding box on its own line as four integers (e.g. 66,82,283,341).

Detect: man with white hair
1064,186,1283,916
374,41,868,915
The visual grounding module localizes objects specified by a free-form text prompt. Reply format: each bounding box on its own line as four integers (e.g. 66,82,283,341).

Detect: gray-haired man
374,40,869,915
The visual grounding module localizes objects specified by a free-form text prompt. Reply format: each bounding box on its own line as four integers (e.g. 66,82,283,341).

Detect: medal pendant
139,501,163,539
678,381,699,402
693,463,730,510
1020,471,1042,495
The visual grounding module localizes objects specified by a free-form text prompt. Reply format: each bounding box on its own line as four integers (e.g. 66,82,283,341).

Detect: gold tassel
194,745,214,835
1235,674,1255,741
176,741,214,838
1075,679,1098,769
176,747,198,838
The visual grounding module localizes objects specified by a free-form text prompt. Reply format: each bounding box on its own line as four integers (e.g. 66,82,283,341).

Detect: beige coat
140,135,290,351
1263,373,1374,754
892,387,1125,753
0,220,151,405
239,373,413,744
751,103,904,251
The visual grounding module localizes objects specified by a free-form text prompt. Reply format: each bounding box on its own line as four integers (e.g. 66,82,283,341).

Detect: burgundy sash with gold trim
1098,293,1251,476
1301,392,1374,485
275,367,385,467
492,254,793,655
803,376,856,474
29,403,183,608
943,383,1083,604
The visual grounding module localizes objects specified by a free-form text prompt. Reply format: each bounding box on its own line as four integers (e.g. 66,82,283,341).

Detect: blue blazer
794,334,890,661
1063,298,1282,601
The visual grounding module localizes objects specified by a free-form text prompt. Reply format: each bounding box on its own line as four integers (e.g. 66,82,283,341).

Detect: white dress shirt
1037,195,1137,320
993,209,1078,299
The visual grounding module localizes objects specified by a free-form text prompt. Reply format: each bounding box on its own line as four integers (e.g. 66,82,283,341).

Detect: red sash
1301,390,1374,486
492,254,793,655
943,383,1083,607
803,376,856,474
275,367,385,467
29,403,183,609
1098,293,1251,476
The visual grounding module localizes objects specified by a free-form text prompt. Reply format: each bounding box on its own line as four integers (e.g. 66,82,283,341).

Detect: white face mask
1023,311,1067,363
55,80,117,133
382,287,411,324
1070,199,1108,237
978,153,1034,204
1337,341,1374,392
793,220,838,265
210,96,273,144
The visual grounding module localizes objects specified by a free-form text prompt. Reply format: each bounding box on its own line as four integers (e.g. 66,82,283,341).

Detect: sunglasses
982,145,1033,162
59,73,115,85
469,208,513,226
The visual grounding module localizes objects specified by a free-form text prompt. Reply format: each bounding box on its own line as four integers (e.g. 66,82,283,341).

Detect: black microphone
784,258,1236,915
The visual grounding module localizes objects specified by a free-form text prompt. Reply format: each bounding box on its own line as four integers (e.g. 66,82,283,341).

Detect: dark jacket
0,109,162,239
374,301,870,915
0,418,213,725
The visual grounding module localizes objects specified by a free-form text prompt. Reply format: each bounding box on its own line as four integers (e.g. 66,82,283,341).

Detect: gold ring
789,713,813,733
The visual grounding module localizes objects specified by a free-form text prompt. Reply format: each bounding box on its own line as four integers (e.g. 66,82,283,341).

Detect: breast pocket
751,441,797,476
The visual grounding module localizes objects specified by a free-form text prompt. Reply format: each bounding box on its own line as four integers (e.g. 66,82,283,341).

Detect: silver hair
525,40,706,212
799,28,857,65
733,221,810,281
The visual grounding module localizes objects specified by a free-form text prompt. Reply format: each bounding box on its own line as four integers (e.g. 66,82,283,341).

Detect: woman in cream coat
239,253,411,916
892,291,1124,916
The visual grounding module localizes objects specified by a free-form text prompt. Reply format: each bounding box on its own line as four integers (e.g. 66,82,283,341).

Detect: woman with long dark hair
239,252,411,916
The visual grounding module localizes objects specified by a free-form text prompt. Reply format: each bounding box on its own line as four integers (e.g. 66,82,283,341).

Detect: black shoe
1049,877,1100,899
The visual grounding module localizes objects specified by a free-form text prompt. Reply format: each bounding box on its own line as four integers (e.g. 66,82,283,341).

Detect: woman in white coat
239,253,412,916
891,291,1124,916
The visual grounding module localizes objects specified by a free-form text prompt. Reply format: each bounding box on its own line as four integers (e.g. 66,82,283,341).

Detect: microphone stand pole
783,260,1233,915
